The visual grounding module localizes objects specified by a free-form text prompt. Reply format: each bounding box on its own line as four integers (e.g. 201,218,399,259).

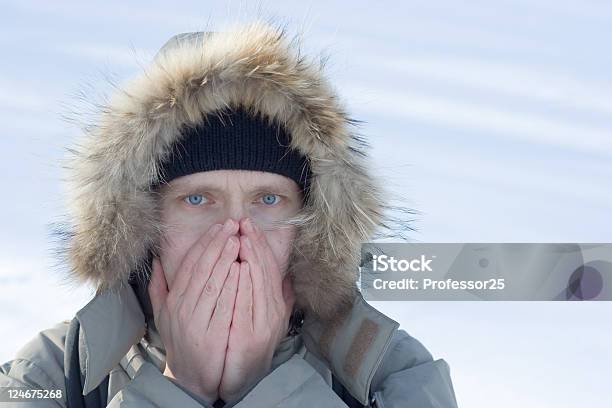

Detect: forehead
162,169,300,194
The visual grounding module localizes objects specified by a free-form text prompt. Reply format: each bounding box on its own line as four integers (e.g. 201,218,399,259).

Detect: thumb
148,257,168,321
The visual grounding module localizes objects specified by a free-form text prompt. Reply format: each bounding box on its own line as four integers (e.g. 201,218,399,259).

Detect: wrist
163,365,218,405
222,360,272,404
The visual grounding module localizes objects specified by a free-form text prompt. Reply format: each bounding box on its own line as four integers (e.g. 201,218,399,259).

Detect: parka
1,20,459,407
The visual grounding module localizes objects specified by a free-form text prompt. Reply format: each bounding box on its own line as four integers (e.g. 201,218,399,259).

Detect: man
0,21,459,407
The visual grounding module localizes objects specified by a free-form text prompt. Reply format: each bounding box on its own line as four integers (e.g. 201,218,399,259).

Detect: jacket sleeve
0,321,70,407
368,329,458,408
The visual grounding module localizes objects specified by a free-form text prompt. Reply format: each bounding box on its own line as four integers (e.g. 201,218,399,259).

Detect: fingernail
211,224,223,233
244,236,252,249
224,219,234,232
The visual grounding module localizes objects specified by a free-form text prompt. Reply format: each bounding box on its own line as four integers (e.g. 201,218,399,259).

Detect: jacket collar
76,283,398,404
76,284,146,394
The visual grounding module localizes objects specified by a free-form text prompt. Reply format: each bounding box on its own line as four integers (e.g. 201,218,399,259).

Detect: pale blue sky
1,1,611,407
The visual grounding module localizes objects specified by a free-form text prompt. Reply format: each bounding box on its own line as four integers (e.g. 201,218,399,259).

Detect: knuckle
224,237,236,253
204,278,217,296
195,236,209,254
197,260,215,278
211,237,227,254
215,297,226,314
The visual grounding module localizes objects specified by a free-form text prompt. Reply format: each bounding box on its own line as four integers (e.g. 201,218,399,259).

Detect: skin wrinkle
149,168,304,402
158,169,303,289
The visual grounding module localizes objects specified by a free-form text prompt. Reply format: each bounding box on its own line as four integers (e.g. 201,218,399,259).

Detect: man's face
158,169,303,287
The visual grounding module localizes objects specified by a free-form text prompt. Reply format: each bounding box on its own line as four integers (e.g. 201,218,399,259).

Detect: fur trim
63,20,403,320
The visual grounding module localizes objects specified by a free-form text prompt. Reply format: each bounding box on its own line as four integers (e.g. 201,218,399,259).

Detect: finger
170,223,224,297
148,257,168,323
239,220,271,301
181,219,239,301
239,233,265,290
241,236,267,330
207,261,240,333
191,235,239,322
233,261,253,332
246,221,283,307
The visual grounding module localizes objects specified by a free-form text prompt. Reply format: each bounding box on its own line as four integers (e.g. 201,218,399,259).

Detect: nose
218,198,246,226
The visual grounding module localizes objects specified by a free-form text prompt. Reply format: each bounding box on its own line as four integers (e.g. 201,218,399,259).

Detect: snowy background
1,1,611,407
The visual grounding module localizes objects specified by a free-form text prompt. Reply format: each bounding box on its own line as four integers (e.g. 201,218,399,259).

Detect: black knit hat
157,106,312,196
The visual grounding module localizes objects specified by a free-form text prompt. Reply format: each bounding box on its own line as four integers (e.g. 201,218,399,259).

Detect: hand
148,219,241,404
218,217,296,403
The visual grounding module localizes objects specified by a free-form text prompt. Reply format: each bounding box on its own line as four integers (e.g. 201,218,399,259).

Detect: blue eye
184,194,205,206
261,193,279,205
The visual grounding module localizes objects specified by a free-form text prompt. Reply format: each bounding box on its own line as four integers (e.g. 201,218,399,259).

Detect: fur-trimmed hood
63,20,406,320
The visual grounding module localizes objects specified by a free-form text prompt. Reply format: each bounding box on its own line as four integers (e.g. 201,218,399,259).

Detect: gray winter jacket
1,284,458,407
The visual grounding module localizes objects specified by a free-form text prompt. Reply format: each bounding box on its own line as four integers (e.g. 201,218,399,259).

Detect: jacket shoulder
379,328,434,373
370,328,459,408
1,320,70,395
